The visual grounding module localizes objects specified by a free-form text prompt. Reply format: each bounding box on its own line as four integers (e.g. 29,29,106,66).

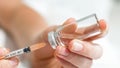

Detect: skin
0,48,19,68
32,18,106,68
0,0,107,68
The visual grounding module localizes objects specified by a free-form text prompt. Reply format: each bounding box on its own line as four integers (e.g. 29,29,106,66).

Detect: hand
54,18,107,68
32,18,107,68
0,48,19,68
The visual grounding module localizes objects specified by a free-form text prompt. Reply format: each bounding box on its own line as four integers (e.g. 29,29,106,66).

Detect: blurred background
0,0,120,68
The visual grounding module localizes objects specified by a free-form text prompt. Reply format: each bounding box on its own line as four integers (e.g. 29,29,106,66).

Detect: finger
83,19,108,41
75,23,99,35
56,56,77,68
68,39,103,59
0,48,9,57
76,19,107,39
77,19,107,34
60,19,107,41
55,46,92,68
0,57,19,68
84,30,107,41
9,57,19,68
61,18,77,33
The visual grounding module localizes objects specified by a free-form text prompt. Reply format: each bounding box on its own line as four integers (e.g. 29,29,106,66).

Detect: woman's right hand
0,48,19,68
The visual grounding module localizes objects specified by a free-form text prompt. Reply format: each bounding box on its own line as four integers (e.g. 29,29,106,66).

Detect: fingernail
57,46,69,56
71,40,83,51
9,58,18,66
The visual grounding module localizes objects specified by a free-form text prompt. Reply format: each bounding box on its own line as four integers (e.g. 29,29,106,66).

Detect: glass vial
48,14,105,49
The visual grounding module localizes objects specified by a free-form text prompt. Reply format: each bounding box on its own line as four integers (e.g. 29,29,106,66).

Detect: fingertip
9,57,19,67
55,46,69,57
67,18,76,22
85,19,108,41
0,48,9,57
62,19,78,33
99,19,107,31
93,45,103,59
70,40,103,59
63,18,76,25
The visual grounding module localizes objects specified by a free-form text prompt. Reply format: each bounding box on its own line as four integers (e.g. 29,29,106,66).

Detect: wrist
0,2,22,33
1,4,48,48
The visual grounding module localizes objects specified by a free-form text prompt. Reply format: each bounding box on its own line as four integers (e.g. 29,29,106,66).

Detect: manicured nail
71,40,83,51
57,46,69,56
9,58,18,66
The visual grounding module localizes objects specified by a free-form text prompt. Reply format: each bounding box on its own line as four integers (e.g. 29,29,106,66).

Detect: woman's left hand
54,18,107,68
32,18,107,68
